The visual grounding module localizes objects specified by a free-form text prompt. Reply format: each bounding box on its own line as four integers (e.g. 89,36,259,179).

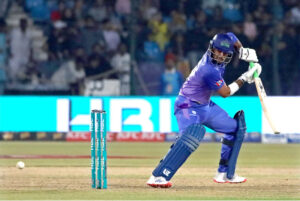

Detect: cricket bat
250,62,280,134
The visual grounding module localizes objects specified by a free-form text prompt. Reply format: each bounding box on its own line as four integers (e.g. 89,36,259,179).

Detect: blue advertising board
0,96,261,132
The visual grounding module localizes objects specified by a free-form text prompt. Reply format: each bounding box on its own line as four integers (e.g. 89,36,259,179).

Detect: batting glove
239,63,262,84
239,47,258,63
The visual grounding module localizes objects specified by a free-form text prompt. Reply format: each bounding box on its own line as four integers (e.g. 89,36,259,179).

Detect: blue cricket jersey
179,52,225,104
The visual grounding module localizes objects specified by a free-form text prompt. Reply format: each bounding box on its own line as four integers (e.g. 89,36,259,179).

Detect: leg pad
152,124,205,181
227,110,246,179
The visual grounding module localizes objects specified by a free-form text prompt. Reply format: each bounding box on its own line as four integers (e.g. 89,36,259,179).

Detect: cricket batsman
147,32,262,188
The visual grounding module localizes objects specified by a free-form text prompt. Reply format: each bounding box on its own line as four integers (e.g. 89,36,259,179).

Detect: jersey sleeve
203,70,224,91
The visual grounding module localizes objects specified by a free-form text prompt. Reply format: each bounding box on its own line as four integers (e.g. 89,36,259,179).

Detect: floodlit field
0,141,299,200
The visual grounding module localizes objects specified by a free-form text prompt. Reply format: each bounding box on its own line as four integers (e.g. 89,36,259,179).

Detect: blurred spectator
252,3,272,25
91,43,105,57
74,0,87,20
0,0,299,96
135,19,149,42
8,18,33,83
169,10,187,34
143,33,163,62
0,19,7,94
111,43,131,95
164,52,176,64
160,54,184,96
0,20,7,69
61,7,75,26
208,5,230,29
25,0,50,21
115,0,131,16
243,14,257,41
281,0,298,12
70,58,86,94
148,12,170,51
64,0,75,8
0,0,9,18
256,39,272,93
80,16,104,55
288,2,300,24
85,54,115,79
0,69,5,94
64,26,82,53
139,0,158,21
185,10,209,68
222,0,243,22
168,32,187,59
274,23,298,94
50,1,65,22
73,46,86,61
102,19,121,54
201,0,223,15
47,21,67,59
106,6,123,33
35,53,61,80
51,58,85,90
88,0,108,23
182,0,201,17
160,0,179,16
177,59,190,79
17,62,42,85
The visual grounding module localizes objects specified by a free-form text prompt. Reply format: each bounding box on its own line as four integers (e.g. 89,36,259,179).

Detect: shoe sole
213,178,247,184
213,179,229,183
228,178,247,184
147,182,172,188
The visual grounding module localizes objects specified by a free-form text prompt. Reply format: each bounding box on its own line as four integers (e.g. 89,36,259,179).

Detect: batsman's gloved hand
239,63,262,84
248,62,262,83
239,47,258,62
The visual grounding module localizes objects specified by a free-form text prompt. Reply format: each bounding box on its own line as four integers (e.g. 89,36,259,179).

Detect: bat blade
254,78,280,134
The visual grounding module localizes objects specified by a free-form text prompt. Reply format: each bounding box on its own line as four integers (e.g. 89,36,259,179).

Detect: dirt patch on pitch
0,167,153,191
1,167,299,199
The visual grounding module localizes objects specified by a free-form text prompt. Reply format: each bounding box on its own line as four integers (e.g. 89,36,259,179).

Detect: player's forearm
218,78,244,97
235,79,244,88
228,79,244,96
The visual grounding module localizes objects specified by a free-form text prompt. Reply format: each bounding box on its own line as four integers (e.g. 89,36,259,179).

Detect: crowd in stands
0,0,299,95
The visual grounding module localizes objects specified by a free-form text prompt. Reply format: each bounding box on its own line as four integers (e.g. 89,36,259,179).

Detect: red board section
66,132,91,141
66,132,165,142
112,132,165,142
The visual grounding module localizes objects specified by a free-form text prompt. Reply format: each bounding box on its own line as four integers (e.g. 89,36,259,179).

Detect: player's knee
180,124,205,152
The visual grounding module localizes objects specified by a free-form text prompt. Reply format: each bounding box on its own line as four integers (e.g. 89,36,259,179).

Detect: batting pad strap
219,159,228,166
221,138,234,147
229,82,239,95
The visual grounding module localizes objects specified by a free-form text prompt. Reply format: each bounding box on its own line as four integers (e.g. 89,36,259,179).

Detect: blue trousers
175,95,238,172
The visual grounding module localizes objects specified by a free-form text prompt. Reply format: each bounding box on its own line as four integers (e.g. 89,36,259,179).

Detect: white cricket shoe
213,172,247,183
227,174,247,183
213,172,227,183
146,175,172,188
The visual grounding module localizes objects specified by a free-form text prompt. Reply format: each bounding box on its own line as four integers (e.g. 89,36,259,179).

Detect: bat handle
249,62,259,78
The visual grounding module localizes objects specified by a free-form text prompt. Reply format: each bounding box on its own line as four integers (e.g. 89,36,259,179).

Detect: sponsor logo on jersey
216,80,223,87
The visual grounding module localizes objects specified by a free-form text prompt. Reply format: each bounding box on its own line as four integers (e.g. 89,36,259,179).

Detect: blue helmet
208,33,236,65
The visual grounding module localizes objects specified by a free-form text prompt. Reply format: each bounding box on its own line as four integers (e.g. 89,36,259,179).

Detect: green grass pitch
0,141,299,200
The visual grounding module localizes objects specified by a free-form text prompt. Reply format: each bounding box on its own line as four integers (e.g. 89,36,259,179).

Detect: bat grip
250,62,258,78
